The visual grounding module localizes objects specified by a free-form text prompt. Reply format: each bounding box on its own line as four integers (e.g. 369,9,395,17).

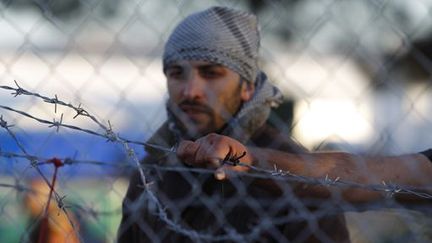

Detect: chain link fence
1,0,432,242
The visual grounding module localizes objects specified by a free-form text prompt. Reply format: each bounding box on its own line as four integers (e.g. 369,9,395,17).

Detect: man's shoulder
144,122,176,157
250,122,307,153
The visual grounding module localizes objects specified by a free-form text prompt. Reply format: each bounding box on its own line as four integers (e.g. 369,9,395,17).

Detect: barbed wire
1,81,431,241
0,82,175,152
2,149,431,200
0,151,432,214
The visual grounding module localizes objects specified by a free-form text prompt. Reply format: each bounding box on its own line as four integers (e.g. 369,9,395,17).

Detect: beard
166,99,217,140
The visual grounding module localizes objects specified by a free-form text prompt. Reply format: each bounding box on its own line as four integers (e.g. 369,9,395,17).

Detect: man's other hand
177,133,253,180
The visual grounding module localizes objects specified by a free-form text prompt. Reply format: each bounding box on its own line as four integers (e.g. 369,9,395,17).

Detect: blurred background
1,0,432,242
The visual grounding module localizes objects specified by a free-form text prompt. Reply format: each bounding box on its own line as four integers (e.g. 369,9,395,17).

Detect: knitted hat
163,6,260,83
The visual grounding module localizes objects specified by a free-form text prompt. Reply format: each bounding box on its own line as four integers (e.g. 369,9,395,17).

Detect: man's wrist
420,149,432,162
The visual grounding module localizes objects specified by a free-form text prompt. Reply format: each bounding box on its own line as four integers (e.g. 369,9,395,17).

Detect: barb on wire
43,94,59,113
324,174,341,186
9,80,31,97
55,195,72,216
0,115,13,128
382,181,402,198
73,104,88,119
48,113,63,132
105,120,117,142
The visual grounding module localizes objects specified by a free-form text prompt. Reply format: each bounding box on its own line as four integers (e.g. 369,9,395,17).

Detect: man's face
166,60,254,138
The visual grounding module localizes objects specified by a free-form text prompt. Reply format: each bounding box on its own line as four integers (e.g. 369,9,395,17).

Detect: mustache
177,100,213,114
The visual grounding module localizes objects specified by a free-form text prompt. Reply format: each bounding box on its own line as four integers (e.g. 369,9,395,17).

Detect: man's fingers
177,140,220,167
177,140,199,165
194,141,214,165
177,135,252,173
208,158,221,168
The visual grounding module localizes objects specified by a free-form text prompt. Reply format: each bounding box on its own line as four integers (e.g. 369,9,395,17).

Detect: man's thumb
214,166,227,180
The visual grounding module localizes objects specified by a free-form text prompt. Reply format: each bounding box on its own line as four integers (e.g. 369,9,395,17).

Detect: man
118,6,432,242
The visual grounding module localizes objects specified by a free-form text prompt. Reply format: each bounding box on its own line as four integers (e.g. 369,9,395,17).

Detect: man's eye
201,70,222,78
167,69,183,79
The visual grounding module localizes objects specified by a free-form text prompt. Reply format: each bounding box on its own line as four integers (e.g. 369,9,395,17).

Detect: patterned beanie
163,6,260,83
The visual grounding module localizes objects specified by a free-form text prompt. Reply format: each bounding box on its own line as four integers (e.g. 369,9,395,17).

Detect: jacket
118,122,350,242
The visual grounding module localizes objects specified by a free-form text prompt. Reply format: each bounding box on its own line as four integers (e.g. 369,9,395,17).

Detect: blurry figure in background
22,179,79,243
118,6,432,242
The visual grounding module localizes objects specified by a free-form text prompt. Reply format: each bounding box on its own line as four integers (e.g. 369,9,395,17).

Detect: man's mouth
180,105,205,113
179,103,211,114
177,104,212,123
179,106,205,119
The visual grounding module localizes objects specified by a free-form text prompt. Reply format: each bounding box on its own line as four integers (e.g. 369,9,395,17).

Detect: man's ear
240,81,255,102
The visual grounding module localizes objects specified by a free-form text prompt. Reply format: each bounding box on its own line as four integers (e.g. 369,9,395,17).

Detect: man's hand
176,133,253,180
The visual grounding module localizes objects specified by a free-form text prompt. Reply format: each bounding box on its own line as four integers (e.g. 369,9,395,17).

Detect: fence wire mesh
1,0,432,242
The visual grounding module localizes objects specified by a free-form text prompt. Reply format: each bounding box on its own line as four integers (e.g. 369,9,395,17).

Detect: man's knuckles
177,140,198,158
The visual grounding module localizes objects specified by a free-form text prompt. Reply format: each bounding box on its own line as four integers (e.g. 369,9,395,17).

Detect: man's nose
182,72,205,99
